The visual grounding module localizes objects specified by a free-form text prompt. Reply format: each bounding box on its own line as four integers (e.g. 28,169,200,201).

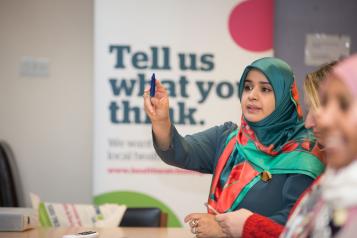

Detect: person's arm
242,174,322,238
268,174,313,224
215,174,317,238
215,209,284,238
143,80,171,150
143,79,237,173
154,122,236,173
241,174,314,238
242,214,284,238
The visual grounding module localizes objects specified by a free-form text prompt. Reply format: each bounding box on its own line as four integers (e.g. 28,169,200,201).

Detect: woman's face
241,69,275,122
316,76,357,169
304,109,323,144
304,97,323,145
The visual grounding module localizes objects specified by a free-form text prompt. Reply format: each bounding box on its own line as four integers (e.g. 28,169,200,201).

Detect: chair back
119,207,168,227
0,141,24,207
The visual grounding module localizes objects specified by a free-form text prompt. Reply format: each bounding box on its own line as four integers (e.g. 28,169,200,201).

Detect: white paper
305,33,351,66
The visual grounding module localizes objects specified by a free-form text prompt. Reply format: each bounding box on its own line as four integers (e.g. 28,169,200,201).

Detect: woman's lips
313,130,321,138
324,135,345,154
247,105,261,113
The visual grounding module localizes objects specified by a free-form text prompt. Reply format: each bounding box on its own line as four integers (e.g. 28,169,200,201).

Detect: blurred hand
215,209,253,238
143,80,170,124
143,80,171,150
185,213,227,238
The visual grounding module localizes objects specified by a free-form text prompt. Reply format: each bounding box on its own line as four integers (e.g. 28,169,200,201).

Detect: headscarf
208,57,324,213
333,54,357,97
322,54,357,208
238,57,305,150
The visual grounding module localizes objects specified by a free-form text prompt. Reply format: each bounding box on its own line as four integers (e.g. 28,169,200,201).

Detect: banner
94,0,273,226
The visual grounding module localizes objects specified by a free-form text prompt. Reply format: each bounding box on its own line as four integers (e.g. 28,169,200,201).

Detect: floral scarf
208,57,324,213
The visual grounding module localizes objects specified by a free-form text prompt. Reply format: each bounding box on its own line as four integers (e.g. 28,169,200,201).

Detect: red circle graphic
228,0,273,52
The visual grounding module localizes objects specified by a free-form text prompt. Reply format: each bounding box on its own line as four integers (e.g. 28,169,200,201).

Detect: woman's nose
248,88,258,100
304,110,316,129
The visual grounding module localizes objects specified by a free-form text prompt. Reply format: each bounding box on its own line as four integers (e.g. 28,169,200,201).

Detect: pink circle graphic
228,0,273,52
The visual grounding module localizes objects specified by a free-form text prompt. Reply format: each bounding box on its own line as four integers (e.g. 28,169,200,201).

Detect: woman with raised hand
144,57,324,238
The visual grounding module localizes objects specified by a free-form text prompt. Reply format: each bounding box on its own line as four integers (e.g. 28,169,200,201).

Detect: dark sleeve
242,175,313,237
153,122,237,174
243,213,284,238
269,174,314,225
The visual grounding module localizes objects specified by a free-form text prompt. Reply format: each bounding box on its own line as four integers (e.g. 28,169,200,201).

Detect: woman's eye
262,87,272,93
244,85,253,91
339,97,350,112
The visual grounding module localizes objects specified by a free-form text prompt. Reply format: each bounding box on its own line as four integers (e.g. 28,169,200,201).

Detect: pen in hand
204,202,220,215
150,73,156,97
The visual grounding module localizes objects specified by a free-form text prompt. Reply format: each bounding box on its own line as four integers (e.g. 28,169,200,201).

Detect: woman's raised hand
143,79,171,150
143,80,170,123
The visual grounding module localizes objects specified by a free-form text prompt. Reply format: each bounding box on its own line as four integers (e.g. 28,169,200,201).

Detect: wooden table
0,227,193,238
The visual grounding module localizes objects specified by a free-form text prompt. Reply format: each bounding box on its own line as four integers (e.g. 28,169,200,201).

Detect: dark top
153,122,314,225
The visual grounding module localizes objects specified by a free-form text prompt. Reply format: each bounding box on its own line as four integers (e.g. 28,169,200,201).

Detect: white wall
0,0,93,205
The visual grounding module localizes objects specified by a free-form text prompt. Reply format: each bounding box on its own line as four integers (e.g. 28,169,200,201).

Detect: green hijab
238,57,307,150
